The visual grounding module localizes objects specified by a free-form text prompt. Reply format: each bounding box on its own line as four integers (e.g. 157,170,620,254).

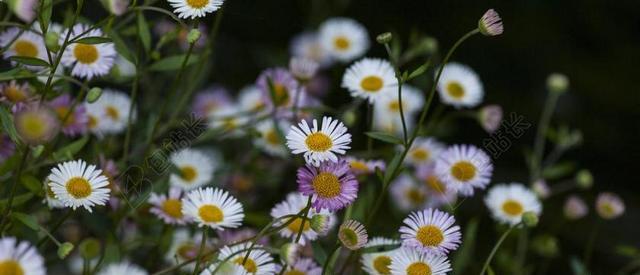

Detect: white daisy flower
166,229,215,272
286,116,352,166
596,192,625,220
61,24,116,79
389,247,452,275
85,89,135,136
43,176,65,209
182,187,244,230
342,58,396,103
290,31,333,68
238,85,268,115
167,0,223,19
435,144,493,196
0,27,48,69
360,237,400,275
208,104,250,137
437,62,484,108
254,119,290,157
215,243,275,275
416,164,458,209
405,137,445,167
149,187,190,225
484,183,542,226
96,261,147,275
169,148,217,190
0,237,46,275
276,257,322,275
372,84,424,135
270,192,335,245
319,18,369,63
390,173,429,211
47,159,111,212
399,208,462,255
200,262,248,275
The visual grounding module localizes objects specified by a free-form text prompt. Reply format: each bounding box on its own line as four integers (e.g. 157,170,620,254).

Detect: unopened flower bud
57,242,74,259
187,29,201,44
547,73,569,94
86,87,103,103
100,0,129,16
310,214,331,235
478,9,504,36
289,57,319,83
79,238,101,259
280,243,302,265
563,195,588,220
575,169,593,189
376,32,393,44
522,211,539,227
45,31,60,52
532,235,559,258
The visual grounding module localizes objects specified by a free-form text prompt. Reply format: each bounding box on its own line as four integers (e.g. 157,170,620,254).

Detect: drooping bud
100,0,129,16
376,32,393,44
187,29,201,44
522,211,539,227
478,9,504,36
310,214,331,235
546,73,569,94
45,31,60,52
289,57,319,83
57,242,74,259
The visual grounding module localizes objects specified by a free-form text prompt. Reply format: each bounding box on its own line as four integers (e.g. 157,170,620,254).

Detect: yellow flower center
305,132,333,152
360,76,384,92
14,40,38,58
406,262,431,275
416,225,444,247
450,161,476,182
406,189,425,205
73,43,99,64
198,204,223,223
4,86,27,103
54,106,75,126
265,129,280,145
233,257,257,273
186,0,209,8
349,161,369,172
0,260,24,275
425,176,447,194
373,255,392,274
334,36,350,50
162,199,183,219
105,105,120,120
312,172,341,198
272,84,290,106
284,270,305,275
88,115,98,129
502,200,524,216
65,177,92,199
446,81,465,99
411,148,430,161
17,112,46,139
179,165,198,182
286,217,310,232
388,101,401,112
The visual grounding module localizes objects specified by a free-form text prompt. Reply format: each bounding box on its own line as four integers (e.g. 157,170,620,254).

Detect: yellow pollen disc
411,148,430,161
502,200,524,216
233,257,257,273
312,172,341,198
179,165,198,182
265,130,280,145
388,101,401,112
88,115,98,129
14,40,38,58
105,105,120,120
18,112,46,139
360,76,384,92
416,225,444,247
162,199,183,219
0,260,24,275
284,270,305,275
286,217,310,232
198,204,223,223
406,189,426,205
373,255,392,274
272,84,290,106
350,161,369,172
600,203,616,217
334,36,350,50
54,106,75,126
305,132,333,152
426,176,447,194
4,87,26,103
186,0,209,8
446,81,465,99
73,43,99,64
406,262,432,275
450,161,476,182
65,177,92,199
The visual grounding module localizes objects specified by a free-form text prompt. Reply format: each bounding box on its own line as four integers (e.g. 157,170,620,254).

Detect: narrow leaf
10,56,50,67
0,106,20,144
52,135,89,161
20,174,43,194
148,54,199,71
137,12,151,52
365,131,404,145
73,36,112,44
12,212,40,231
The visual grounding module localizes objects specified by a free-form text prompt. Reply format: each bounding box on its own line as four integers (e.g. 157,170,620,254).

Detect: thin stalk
480,225,515,275
0,146,30,233
583,219,601,268
122,65,140,165
530,91,560,184
37,209,73,248
322,244,341,275
192,228,208,275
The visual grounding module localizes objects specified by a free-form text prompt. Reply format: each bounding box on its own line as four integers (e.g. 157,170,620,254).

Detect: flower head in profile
169,148,217,190
289,57,319,83
48,94,88,136
182,187,244,230
484,183,542,225
478,104,503,133
319,18,369,62
437,63,484,108
7,0,37,22
345,156,385,176
339,219,368,250
47,159,111,212
341,58,397,103
0,27,48,70
564,195,588,220
478,9,504,36
360,237,400,275
0,237,46,275
435,144,493,196
297,159,358,211
167,0,223,19
390,247,452,275
149,187,190,225
286,116,352,166
596,192,625,219
61,24,116,79
96,261,147,275
399,208,462,255
270,193,335,245
100,0,129,16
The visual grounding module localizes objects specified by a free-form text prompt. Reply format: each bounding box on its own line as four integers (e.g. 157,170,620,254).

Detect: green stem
530,91,560,184
322,244,341,275
192,228,208,275
480,225,515,275
0,146,30,233
37,209,73,248
122,67,140,165
583,219,601,268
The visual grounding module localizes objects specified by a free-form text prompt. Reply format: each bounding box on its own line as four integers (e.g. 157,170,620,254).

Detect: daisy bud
563,195,588,220
522,211,539,227
14,103,60,145
57,242,75,259
187,29,201,44
289,57,319,82
45,31,60,52
596,192,625,220
575,169,593,189
338,219,368,250
7,0,37,22
79,238,101,259
341,110,356,126
86,87,103,103
478,104,503,133
279,243,302,265
478,9,503,36
532,179,550,199
531,235,559,258
418,36,439,55
546,73,569,94
310,214,331,235
376,32,393,44
100,0,129,16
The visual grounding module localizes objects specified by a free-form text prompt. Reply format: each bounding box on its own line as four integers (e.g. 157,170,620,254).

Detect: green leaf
407,59,432,81
137,12,151,52
0,68,33,81
365,131,404,145
109,30,136,64
20,174,43,194
452,218,479,275
73,36,113,44
311,242,327,267
0,193,33,212
0,154,20,176
9,56,50,67
39,0,53,31
51,135,89,161
0,106,20,144
148,54,199,71
542,161,576,180
12,212,39,231
383,153,404,183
